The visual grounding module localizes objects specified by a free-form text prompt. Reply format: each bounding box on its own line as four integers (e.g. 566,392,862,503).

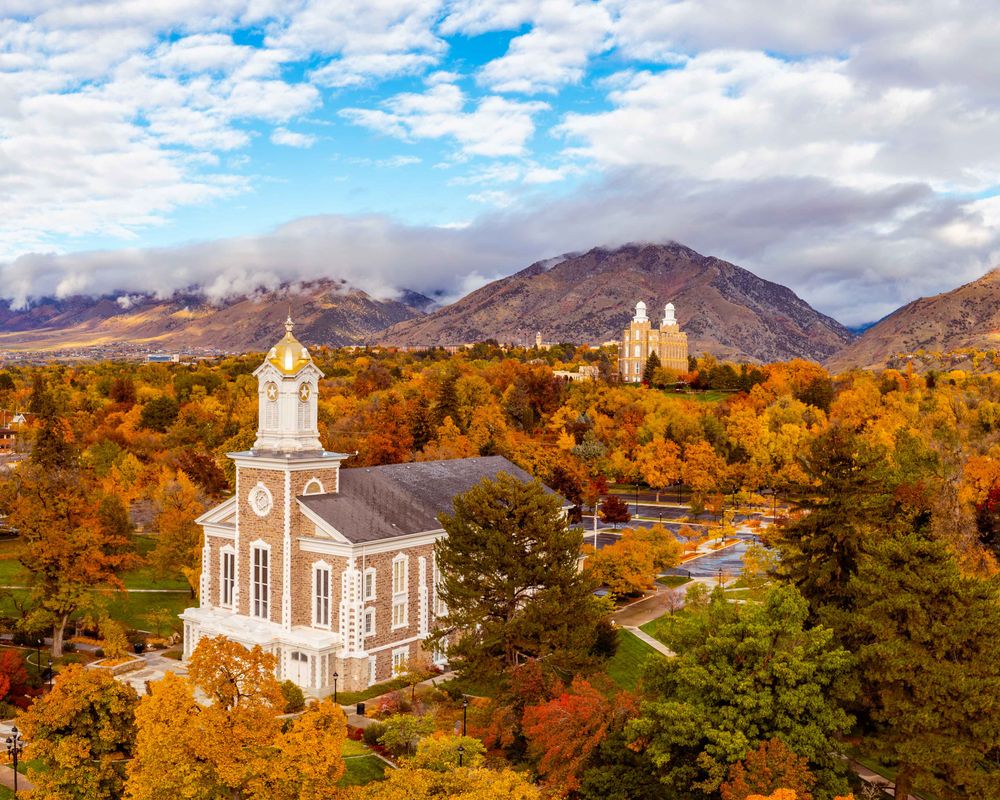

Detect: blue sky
1,1,999,325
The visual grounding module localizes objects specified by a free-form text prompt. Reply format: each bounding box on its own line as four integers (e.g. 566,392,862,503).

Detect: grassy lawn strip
0,785,13,799
606,629,665,690
656,575,692,588
436,674,498,699
339,755,387,786
846,749,940,800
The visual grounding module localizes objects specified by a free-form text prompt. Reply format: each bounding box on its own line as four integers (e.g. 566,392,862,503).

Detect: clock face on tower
265,382,278,401
298,383,311,402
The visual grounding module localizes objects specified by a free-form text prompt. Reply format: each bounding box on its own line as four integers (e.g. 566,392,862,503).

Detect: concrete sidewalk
0,763,32,793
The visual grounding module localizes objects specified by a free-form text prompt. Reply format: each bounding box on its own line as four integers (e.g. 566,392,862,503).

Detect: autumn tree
8,464,140,656
720,739,817,800
523,677,636,794
629,585,852,798
682,440,727,507
585,537,655,598
431,474,606,680
343,764,542,800
624,523,683,572
408,733,486,771
128,638,346,800
149,469,206,592
599,494,631,528
636,438,681,502
20,664,138,800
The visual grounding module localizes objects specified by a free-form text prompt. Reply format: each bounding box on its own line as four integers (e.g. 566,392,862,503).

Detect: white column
282,468,292,631
338,558,365,657
200,539,212,609
418,556,429,637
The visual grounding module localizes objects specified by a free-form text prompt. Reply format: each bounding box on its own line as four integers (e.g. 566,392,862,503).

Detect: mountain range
0,281,431,353
827,267,1000,371
1,242,997,371
379,243,853,363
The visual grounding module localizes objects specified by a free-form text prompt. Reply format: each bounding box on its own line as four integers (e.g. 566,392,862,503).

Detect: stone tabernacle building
180,316,546,695
618,300,689,382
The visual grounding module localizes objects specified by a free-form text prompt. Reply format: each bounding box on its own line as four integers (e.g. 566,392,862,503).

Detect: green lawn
339,755,387,786
436,674,498,699
656,575,692,588
0,785,13,799
335,676,412,705
606,629,664,690
339,738,388,786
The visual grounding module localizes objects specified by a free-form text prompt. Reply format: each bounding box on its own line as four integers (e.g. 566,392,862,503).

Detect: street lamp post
717,566,723,588
333,672,339,705
462,697,468,736
6,725,22,794
457,745,464,767
635,482,640,515
47,656,52,690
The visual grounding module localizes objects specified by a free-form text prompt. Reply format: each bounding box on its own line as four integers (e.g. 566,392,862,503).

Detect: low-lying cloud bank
3,167,998,327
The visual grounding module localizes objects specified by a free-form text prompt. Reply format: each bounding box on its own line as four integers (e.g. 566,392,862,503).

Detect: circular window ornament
265,381,278,402
248,483,273,517
298,382,311,402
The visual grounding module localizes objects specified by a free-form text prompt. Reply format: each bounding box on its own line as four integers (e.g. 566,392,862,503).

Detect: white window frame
391,646,409,676
303,477,324,495
312,561,332,629
251,541,271,620
391,553,408,595
363,567,377,601
391,553,409,630
297,384,310,430
432,557,447,618
363,607,375,638
219,545,235,609
392,599,408,629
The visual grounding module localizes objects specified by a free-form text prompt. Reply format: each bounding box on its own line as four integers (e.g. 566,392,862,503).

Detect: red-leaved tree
522,677,637,794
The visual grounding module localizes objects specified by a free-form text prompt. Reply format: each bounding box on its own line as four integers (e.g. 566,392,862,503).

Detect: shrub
363,721,387,747
378,714,435,757
62,642,76,653
94,648,105,658
280,680,306,713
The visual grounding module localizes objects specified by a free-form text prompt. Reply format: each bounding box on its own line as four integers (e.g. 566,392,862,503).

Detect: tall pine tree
431,473,605,680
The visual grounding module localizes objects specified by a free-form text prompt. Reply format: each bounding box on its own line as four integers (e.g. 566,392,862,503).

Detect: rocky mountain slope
827,267,1000,371
380,243,853,363
0,281,431,352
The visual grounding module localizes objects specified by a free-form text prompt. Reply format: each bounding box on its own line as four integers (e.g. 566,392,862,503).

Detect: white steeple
633,300,648,323
662,302,677,327
251,314,324,453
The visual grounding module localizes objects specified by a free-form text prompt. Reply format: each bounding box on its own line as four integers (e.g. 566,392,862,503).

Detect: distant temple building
181,315,553,695
619,301,688,382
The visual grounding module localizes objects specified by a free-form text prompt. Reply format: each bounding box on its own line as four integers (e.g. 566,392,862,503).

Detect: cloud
444,0,613,94
340,82,548,157
271,127,317,148
4,167,998,326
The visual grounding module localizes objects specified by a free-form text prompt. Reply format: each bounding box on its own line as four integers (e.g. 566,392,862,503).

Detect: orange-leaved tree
8,463,140,656
522,677,637,795
720,738,817,800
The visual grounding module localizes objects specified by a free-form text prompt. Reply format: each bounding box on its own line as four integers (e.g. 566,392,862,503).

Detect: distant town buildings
553,366,599,382
0,428,15,456
619,300,689,382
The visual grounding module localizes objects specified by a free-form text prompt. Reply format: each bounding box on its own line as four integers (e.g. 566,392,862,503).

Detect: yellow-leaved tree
19,664,139,800
126,637,346,800
343,765,541,800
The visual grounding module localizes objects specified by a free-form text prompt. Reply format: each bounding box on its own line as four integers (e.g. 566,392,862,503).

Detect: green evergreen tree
628,584,853,799
138,395,179,432
641,351,661,385
841,534,1000,800
775,424,934,615
432,370,460,429
431,473,605,680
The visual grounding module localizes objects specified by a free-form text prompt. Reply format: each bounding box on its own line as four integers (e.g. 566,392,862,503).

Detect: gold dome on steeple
266,311,312,375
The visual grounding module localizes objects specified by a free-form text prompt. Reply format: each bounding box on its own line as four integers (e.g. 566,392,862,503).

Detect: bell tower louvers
253,314,323,453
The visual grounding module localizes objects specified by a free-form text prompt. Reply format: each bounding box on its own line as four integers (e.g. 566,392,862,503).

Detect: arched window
303,478,324,495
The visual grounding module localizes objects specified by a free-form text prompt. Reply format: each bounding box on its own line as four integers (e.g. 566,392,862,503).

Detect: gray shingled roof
298,456,560,543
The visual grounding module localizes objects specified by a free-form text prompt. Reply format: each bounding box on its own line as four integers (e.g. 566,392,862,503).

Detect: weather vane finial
285,305,294,333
